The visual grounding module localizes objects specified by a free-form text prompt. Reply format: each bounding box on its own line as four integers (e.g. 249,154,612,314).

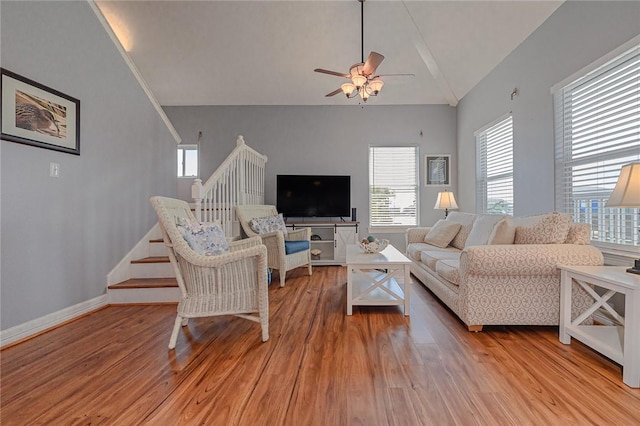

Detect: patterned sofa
406,212,604,331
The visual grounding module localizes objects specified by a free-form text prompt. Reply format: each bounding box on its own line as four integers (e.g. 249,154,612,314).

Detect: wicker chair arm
229,236,263,251
286,227,311,241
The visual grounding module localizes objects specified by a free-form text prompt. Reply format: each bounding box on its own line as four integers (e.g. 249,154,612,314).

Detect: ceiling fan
314,0,413,102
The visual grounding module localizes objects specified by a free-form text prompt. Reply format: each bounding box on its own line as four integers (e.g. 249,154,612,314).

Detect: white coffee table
345,244,411,316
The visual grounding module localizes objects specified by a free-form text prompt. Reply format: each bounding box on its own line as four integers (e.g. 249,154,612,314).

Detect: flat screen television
277,175,351,218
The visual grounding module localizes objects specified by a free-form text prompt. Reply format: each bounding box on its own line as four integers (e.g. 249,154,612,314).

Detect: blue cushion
284,240,310,255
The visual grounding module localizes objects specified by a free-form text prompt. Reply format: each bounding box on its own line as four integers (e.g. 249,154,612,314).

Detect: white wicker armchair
150,196,269,350
235,205,312,287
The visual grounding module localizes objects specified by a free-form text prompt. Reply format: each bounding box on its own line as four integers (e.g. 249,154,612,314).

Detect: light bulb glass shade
359,86,370,101
434,190,459,210
605,162,640,207
369,78,384,94
341,82,356,96
352,74,367,88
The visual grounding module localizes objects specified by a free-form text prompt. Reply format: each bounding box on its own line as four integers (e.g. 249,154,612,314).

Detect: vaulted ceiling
96,1,563,106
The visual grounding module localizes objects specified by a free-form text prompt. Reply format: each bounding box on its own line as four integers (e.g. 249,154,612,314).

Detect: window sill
368,226,415,234
591,241,639,267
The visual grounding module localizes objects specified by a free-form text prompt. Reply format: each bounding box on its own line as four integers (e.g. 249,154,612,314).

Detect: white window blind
476,115,514,215
554,42,639,248
369,146,418,227
178,144,198,178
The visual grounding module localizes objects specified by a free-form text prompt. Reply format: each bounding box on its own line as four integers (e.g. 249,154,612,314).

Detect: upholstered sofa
406,212,604,331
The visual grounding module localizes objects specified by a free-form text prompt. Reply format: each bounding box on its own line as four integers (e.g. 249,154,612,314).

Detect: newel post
191,178,204,222
236,135,245,146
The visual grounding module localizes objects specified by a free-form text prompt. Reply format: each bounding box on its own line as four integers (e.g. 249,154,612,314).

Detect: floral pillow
176,217,229,256
249,213,288,237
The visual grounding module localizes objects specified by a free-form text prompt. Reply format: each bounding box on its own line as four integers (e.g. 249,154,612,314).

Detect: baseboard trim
0,295,109,349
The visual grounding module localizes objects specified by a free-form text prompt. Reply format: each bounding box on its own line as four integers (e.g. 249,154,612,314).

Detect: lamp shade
605,162,640,208
341,82,356,96
351,74,367,88
434,190,459,210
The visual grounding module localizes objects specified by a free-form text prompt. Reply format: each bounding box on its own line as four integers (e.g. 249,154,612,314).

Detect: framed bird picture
1,68,80,155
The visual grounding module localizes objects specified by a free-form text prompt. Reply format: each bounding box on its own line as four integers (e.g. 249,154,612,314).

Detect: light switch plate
50,162,60,178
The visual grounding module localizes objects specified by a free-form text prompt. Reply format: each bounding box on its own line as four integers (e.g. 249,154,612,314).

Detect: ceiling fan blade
361,52,384,76
325,88,343,97
314,68,350,78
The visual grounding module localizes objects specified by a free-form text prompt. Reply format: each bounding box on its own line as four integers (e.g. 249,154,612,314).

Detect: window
553,40,639,250
475,115,514,215
177,144,198,177
369,146,418,229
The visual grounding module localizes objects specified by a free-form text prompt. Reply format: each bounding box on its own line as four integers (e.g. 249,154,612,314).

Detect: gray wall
0,1,177,330
457,1,640,216
164,105,457,248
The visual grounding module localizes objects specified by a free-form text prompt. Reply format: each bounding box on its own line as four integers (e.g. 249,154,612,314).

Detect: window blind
554,43,639,247
476,115,514,215
369,146,418,227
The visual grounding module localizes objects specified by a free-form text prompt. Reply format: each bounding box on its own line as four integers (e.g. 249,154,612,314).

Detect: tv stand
286,221,359,265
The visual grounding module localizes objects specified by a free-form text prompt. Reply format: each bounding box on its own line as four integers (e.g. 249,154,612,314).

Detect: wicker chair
150,196,269,350
235,205,312,287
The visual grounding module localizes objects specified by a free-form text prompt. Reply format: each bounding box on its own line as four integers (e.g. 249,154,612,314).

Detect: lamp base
627,259,640,275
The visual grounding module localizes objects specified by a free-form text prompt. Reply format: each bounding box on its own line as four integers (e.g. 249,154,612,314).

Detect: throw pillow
488,217,516,245
514,212,571,244
424,220,462,248
177,219,229,256
565,223,591,245
445,212,476,249
249,213,288,237
464,214,506,247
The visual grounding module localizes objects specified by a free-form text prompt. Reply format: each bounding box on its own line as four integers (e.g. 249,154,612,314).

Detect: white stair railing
191,135,267,237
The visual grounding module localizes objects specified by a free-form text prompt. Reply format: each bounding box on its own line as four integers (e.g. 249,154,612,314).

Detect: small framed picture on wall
425,154,450,186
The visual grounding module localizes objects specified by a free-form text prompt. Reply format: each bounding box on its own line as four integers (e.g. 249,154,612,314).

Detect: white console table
559,265,640,388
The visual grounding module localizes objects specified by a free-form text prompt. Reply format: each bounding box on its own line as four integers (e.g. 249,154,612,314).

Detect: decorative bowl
359,239,389,254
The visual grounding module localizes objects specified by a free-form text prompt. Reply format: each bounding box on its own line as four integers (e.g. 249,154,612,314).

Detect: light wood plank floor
2,266,639,425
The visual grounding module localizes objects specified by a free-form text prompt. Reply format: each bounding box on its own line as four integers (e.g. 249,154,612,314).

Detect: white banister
192,135,267,237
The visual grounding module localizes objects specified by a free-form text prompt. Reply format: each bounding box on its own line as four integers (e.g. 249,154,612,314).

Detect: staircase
107,135,267,304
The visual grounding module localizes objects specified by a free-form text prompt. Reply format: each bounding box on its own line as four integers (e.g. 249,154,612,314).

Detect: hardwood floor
2,266,639,425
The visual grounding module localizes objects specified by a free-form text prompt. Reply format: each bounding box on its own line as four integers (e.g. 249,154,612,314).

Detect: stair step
149,238,164,243
107,277,180,304
149,240,168,257
131,256,170,264
108,278,177,290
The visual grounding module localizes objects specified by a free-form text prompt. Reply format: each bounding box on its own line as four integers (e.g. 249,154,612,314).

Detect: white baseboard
0,295,109,348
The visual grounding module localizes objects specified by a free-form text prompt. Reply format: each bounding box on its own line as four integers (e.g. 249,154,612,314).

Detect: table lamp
434,190,458,218
605,162,640,274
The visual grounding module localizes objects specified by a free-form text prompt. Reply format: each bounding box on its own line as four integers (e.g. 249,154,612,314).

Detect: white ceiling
96,1,563,106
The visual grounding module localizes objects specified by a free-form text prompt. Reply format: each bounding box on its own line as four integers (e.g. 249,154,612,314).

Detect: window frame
552,36,640,258
474,113,514,216
177,144,199,178
368,145,420,233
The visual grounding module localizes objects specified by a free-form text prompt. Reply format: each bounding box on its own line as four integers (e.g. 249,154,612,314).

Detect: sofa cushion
488,216,516,245
177,219,229,256
565,223,591,245
284,240,310,254
420,251,460,271
436,259,460,286
424,220,462,248
465,214,506,247
514,212,571,244
446,212,477,250
406,243,433,262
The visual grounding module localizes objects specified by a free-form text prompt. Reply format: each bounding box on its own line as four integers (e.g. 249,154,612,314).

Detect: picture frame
425,154,450,186
1,68,80,155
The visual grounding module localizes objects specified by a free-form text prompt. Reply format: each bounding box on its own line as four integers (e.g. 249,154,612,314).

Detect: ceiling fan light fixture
369,78,384,95
351,74,367,88
359,86,370,102
341,82,356,97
